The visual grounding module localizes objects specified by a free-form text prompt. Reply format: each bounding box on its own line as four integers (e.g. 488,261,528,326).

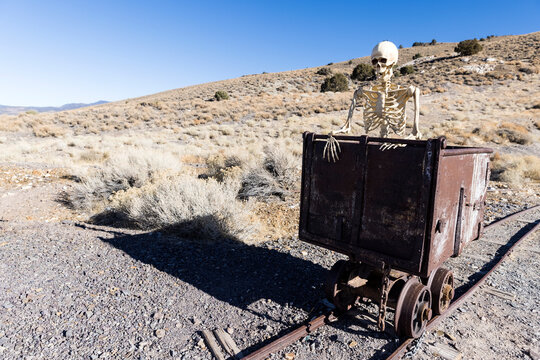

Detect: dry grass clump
107,175,258,243
238,146,300,201
62,151,182,210
31,124,67,137
490,153,540,184
0,115,24,131
254,201,299,240
471,122,533,145
205,153,246,182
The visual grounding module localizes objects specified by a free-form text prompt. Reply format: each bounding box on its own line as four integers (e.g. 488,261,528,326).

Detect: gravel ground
0,172,539,360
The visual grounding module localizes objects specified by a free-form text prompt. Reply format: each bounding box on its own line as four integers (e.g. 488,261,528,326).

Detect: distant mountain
0,100,108,115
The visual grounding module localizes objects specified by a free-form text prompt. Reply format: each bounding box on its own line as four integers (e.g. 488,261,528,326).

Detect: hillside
0,100,108,116
0,32,538,158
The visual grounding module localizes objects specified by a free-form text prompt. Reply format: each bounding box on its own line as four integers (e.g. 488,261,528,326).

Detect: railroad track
239,205,540,360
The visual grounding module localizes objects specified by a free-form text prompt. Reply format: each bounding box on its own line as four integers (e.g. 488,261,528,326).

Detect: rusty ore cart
299,133,492,338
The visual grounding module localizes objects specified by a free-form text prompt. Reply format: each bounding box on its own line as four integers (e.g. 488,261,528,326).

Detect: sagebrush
62,151,182,210
238,146,300,201
351,64,375,81
490,153,540,184
320,73,349,92
108,175,258,242
455,39,482,56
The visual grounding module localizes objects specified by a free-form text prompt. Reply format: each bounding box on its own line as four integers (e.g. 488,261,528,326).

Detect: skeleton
323,41,422,162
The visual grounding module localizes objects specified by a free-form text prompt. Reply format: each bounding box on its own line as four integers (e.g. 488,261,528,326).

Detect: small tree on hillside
351,63,375,81
320,73,349,92
214,91,229,101
316,67,332,76
455,39,483,56
400,66,415,75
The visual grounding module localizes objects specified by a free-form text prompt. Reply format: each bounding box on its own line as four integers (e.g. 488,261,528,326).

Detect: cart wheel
430,268,454,315
395,281,432,338
324,260,356,312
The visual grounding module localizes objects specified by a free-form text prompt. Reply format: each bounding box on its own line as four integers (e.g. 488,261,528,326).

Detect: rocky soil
0,168,539,360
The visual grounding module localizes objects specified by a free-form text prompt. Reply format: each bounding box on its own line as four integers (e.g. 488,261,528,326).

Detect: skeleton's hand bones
323,133,341,162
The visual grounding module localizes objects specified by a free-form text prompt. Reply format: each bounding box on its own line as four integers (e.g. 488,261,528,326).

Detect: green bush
316,67,332,76
320,73,349,92
413,53,423,60
351,63,375,81
399,44,403,49
412,41,425,47
400,66,415,75
430,39,437,45
214,90,229,101
454,39,483,56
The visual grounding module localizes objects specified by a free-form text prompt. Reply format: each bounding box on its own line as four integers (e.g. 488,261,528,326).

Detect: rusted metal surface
299,133,493,277
386,215,540,360
240,313,329,360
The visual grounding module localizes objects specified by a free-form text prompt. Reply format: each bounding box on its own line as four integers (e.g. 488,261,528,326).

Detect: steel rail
240,313,329,360
484,204,539,229
239,206,539,360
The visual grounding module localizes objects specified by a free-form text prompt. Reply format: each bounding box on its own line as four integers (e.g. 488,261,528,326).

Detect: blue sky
0,1,538,107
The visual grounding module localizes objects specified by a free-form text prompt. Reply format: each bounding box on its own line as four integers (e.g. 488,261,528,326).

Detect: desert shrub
495,128,532,145
398,44,403,49
31,124,67,137
214,91,229,101
62,151,182,210
238,146,299,201
320,73,349,92
413,53,423,60
205,154,245,182
471,122,532,145
430,39,437,45
519,66,537,75
412,41,426,47
25,110,38,115
105,175,257,242
351,64,375,81
455,39,483,56
400,66,415,75
490,153,540,184
316,67,332,76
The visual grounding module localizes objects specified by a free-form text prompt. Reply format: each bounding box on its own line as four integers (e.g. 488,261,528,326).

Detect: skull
371,41,399,78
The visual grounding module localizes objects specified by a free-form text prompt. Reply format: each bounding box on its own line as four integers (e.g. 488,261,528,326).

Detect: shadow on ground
96,225,326,313
86,218,402,358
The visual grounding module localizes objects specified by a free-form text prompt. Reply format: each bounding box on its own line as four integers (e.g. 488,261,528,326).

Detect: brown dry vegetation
1,32,539,243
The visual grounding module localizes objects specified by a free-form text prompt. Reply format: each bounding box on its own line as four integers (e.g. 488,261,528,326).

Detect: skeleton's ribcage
362,89,410,135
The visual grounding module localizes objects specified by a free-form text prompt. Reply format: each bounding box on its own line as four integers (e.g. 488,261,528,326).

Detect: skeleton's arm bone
411,86,422,138
331,88,363,135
